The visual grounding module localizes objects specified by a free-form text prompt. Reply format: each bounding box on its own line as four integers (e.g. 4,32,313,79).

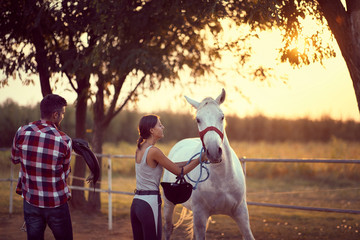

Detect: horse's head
185,89,226,163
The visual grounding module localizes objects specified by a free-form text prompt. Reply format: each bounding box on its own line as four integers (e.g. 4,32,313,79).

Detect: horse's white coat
162,89,255,240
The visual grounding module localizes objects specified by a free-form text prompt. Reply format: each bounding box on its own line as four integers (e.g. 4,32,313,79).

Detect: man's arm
63,138,72,179
10,127,21,165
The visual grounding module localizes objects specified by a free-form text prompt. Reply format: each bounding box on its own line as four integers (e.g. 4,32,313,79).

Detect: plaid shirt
11,120,72,208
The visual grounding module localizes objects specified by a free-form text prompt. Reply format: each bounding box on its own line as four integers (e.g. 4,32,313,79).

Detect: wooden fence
1,150,360,230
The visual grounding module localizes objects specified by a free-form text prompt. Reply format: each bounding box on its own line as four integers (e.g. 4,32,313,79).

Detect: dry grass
1,139,360,239
103,139,360,181
231,137,358,159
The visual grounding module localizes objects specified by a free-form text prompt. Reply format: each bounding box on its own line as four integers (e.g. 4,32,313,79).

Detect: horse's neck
222,134,233,164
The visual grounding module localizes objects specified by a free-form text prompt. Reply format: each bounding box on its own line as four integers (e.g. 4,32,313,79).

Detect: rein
185,147,210,190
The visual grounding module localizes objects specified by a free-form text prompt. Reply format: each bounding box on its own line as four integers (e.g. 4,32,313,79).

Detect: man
11,94,73,240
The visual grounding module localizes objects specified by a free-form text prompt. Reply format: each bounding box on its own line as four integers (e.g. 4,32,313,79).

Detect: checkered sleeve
63,138,72,179
11,127,22,165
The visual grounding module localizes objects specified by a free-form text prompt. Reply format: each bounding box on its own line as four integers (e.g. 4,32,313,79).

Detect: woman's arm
175,161,190,168
149,147,206,176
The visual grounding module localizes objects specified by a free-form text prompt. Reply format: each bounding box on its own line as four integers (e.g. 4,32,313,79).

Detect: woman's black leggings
130,198,162,240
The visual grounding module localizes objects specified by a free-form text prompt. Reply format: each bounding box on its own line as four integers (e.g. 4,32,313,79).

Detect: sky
1,17,359,122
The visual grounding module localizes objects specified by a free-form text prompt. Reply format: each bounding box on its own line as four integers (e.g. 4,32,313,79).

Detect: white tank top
134,145,163,235
135,145,163,191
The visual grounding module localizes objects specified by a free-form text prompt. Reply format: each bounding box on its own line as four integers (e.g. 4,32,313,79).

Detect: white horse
162,89,255,240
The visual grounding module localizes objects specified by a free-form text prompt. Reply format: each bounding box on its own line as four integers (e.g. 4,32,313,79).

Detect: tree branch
105,74,127,123
110,75,147,123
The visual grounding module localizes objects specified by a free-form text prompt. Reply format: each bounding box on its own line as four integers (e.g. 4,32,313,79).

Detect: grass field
1,139,360,239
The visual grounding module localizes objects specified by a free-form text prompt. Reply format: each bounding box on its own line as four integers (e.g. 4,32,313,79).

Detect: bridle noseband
199,126,224,149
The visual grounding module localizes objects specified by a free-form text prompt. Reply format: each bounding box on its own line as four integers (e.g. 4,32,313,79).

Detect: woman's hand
200,152,208,163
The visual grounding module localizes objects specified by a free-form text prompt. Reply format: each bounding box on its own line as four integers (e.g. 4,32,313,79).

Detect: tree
81,0,229,209
232,0,360,114
55,0,94,209
1,0,95,209
0,0,57,95
2,0,359,211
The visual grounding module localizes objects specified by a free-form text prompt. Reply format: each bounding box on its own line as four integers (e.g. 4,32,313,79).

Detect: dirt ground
0,210,133,240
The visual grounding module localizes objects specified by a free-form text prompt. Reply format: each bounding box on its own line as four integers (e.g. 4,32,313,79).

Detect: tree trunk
87,123,103,211
347,5,360,115
318,0,360,115
32,27,52,96
344,49,360,115
70,77,90,209
86,74,133,211
86,79,105,211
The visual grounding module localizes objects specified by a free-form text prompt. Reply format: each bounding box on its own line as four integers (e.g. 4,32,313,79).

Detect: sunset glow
1,16,359,121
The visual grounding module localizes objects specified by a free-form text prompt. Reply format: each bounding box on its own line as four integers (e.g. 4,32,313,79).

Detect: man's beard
55,122,61,129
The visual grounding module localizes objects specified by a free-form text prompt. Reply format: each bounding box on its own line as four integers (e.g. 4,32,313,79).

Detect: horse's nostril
218,147,222,155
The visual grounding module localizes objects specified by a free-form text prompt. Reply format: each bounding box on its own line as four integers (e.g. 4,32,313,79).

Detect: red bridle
199,126,224,149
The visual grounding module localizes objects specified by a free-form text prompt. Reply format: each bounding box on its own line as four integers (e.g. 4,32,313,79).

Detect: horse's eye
196,118,201,124
221,115,224,121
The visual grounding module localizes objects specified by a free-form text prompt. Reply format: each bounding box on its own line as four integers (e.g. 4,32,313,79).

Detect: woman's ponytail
137,136,144,149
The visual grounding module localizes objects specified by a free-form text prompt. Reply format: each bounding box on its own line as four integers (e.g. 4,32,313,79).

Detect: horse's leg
163,198,176,240
232,200,255,240
192,208,209,240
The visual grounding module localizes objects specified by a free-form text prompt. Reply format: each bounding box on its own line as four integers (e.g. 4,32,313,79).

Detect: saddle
72,138,100,186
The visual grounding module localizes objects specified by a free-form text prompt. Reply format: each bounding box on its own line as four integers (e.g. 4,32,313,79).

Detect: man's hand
86,173,94,183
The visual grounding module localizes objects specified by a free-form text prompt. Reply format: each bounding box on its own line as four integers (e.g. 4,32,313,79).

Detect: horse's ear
216,88,226,105
185,96,200,109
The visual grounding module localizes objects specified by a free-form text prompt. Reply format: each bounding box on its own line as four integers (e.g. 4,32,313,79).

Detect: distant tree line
1,99,360,148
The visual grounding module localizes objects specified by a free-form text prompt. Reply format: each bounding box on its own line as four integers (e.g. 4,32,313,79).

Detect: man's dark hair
40,94,67,119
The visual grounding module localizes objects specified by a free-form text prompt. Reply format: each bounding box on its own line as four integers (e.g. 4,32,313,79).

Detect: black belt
134,189,160,195
134,189,162,205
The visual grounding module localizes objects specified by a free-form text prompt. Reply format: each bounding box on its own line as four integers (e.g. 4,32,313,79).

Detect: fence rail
1,149,360,230
240,157,360,164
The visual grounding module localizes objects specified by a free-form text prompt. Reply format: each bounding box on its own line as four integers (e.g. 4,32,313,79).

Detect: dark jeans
23,199,73,240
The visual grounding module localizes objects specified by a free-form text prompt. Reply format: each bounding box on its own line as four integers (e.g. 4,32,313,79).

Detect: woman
130,114,206,240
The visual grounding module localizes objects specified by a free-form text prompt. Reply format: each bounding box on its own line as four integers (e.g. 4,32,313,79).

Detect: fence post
108,156,113,230
9,164,14,215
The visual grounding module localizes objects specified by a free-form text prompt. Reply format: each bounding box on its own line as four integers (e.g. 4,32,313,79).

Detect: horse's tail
173,207,193,239
174,206,212,240
173,207,192,229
